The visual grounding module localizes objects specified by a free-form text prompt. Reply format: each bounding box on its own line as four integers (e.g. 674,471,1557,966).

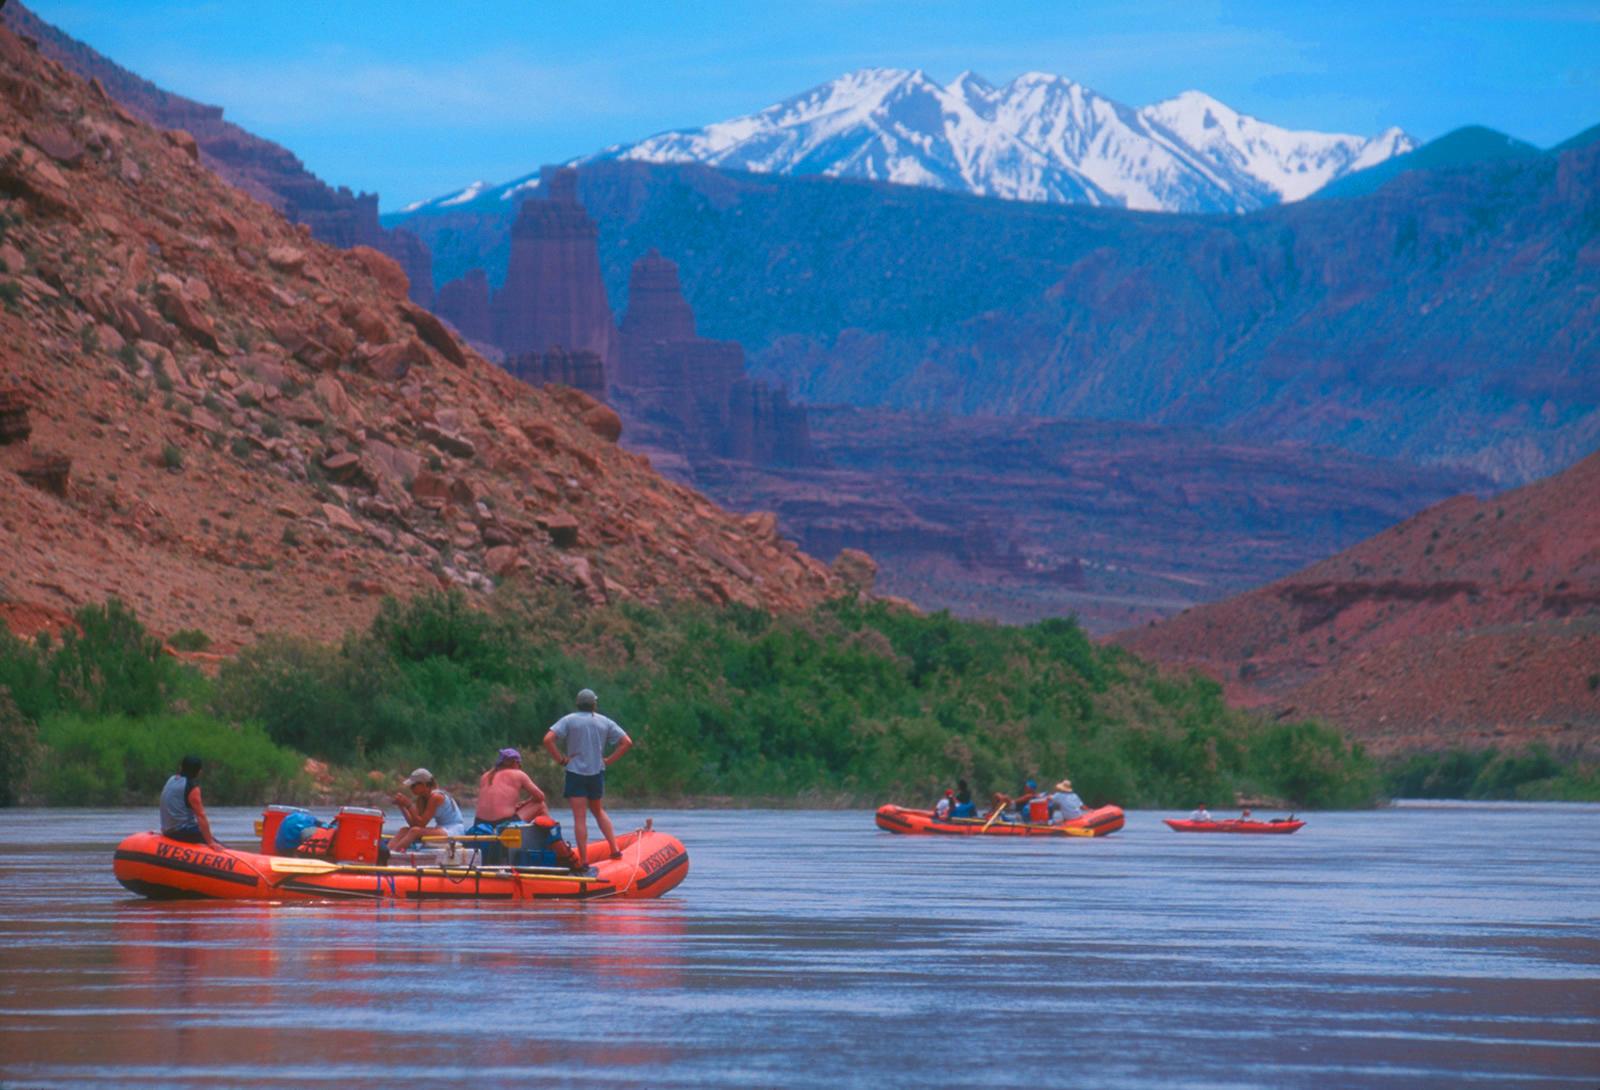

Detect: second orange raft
875,804,1124,837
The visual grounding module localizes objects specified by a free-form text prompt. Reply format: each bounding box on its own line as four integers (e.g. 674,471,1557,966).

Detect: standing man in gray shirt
542,688,634,870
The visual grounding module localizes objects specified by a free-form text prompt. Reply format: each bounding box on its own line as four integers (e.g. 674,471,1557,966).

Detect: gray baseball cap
575,688,597,709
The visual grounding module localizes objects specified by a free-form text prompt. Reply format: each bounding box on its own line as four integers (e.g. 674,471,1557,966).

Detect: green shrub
36,712,302,805
161,443,184,470
167,628,211,652
213,635,372,762
1383,745,1589,801
0,687,40,806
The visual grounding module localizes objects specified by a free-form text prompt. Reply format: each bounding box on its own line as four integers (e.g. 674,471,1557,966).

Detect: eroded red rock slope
1118,452,1600,754
0,25,838,650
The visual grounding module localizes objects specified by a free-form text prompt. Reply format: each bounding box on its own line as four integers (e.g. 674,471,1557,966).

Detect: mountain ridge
391,147,1600,486
403,67,1413,216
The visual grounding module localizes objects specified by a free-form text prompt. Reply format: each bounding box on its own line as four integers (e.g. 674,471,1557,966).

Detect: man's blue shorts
563,770,605,799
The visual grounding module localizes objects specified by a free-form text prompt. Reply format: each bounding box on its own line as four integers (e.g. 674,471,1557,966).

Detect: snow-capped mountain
404,68,1414,215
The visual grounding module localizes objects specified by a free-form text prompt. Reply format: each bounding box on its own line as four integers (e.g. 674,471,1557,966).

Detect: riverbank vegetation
3,592,1588,809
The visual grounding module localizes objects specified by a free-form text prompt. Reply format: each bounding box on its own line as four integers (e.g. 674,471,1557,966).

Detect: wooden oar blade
267,856,339,874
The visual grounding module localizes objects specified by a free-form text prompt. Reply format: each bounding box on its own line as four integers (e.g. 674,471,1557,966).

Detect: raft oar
979,803,1007,833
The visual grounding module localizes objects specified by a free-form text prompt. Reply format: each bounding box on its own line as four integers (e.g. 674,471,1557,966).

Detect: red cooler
259,805,307,854
1028,798,1050,823
331,806,384,863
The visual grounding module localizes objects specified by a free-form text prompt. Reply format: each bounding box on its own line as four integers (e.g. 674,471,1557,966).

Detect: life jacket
296,825,336,859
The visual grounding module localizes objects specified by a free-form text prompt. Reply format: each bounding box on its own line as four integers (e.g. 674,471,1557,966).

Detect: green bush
0,600,184,724
0,687,40,806
36,712,302,806
167,628,211,652
1383,746,1593,801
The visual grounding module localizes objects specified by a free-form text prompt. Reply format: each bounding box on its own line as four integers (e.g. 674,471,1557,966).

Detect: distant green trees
14,590,1589,809
209,587,1381,807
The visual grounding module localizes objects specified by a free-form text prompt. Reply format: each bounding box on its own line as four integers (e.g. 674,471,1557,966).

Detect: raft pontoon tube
875,804,1124,837
113,825,689,902
1163,818,1305,834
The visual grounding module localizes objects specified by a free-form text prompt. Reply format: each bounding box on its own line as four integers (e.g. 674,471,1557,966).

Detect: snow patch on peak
439,180,487,207
409,68,1416,218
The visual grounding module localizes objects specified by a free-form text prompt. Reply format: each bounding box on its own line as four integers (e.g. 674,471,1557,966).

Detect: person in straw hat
1048,777,1087,824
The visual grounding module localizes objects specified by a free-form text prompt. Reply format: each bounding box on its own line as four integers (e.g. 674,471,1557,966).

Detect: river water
0,804,1596,1089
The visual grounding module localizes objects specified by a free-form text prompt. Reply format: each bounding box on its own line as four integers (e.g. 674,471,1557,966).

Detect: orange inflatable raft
875,804,1125,837
113,823,689,902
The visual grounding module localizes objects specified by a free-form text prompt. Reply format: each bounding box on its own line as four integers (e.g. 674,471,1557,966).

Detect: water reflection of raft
1163,818,1305,834
112,826,689,902
875,804,1125,837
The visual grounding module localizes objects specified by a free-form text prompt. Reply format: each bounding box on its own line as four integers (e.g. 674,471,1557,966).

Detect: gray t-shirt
160,774,197,833
1050,791,1085,820
550,711,627,776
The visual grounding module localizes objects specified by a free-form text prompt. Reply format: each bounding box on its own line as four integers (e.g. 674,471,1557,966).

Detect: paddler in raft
1004,779,1044,823
388,768,466,851
474,747,549,828
1047,779,1086,824
951,779,977,818
160,754,223,850
543,687,633,869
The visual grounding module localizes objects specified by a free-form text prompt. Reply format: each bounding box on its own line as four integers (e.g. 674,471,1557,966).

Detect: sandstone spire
492,166,613,360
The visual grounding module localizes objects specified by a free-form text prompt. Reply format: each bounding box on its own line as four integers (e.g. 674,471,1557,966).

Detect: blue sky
27,0,1600,210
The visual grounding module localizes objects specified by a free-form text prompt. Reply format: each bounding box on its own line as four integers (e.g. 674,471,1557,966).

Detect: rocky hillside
0,23,839,651
1116,452,1600,755
393,141,1599,484
0,1,434,305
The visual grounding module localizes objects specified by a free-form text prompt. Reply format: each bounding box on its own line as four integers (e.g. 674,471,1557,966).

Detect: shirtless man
474,747,549,826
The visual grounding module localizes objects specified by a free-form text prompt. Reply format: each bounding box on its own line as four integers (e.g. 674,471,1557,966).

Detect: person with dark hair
160,755,222,849
951,778,977,819
542,688,633,870
474,747,548,826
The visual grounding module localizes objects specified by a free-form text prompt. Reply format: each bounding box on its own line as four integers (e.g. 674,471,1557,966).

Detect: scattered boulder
163,128,200,162
365,338,426,382
349,245,410,302
832,548,878,594
363,438,421,489
410,469,451,508
320,451,366,485
0,388,32,444
420,422,476,460
23,124,83,167
320,503,362,535
486,545,522,577
400,303,466,366
265,246,307,274
17,453,71,496
538,511,581,548
153,277,220,352
581,403,623,443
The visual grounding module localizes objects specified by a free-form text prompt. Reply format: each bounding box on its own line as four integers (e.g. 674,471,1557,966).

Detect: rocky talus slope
1117,452,1600,754
0,24,839,650
0,1,435,306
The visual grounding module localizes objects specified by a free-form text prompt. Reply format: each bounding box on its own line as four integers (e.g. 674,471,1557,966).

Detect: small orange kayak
875,804,1124,837
1163,818,1305,834
112,826,689,902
